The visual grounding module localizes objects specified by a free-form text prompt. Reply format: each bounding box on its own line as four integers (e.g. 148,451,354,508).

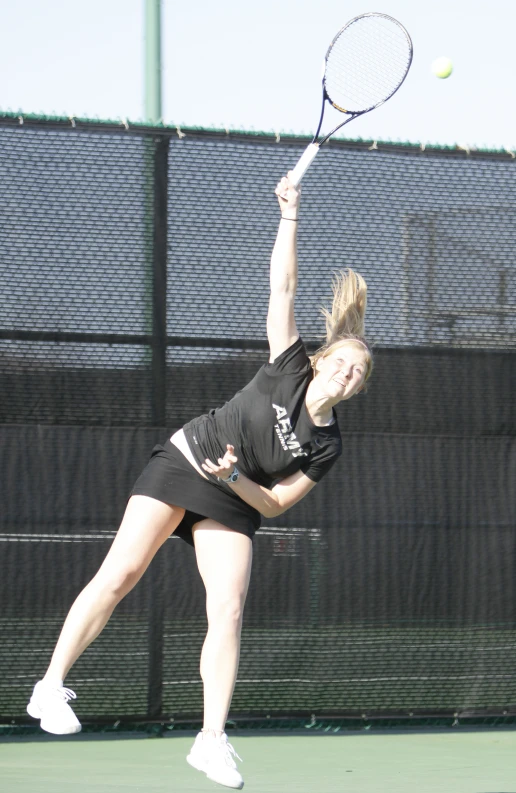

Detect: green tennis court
1,730,515,792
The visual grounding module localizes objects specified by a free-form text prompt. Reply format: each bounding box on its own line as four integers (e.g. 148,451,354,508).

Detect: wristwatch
219,467,239,484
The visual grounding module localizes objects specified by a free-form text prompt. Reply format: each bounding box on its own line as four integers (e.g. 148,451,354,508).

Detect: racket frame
290,13,413,187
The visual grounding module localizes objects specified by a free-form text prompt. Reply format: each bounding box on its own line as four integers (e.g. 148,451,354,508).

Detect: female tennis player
27,174,373,790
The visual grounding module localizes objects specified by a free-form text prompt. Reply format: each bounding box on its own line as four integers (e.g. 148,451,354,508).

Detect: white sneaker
187,731,244,789
27,680,82,735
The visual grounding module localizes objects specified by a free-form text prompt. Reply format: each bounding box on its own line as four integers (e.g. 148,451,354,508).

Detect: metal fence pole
147,135,169,720
151,137,168,428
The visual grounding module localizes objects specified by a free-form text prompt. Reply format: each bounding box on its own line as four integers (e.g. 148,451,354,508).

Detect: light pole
144,0,162,123
144,2,167,723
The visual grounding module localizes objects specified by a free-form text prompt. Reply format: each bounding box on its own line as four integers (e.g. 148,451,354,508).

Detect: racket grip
290,143,320,186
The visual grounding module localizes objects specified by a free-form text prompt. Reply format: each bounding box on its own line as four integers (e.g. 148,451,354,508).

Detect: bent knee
94,563,144,599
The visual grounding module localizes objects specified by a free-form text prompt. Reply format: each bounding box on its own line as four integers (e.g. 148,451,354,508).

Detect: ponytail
311,268,373,383
321,268,368,342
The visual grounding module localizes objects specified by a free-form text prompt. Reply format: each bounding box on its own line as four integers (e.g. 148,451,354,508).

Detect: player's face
316,342,368,401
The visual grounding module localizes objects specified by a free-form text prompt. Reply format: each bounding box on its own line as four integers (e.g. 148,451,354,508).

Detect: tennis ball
431,56,453,79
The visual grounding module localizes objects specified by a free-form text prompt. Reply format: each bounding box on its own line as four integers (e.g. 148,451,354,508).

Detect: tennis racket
290,12,413,186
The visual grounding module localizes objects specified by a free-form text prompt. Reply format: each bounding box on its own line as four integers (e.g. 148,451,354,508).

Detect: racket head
323,13,413,115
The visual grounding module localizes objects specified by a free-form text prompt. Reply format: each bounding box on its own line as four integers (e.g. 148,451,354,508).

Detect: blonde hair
310,268,374,384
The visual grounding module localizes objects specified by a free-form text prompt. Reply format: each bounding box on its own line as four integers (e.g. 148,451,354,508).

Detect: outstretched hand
202,444,238,479
275,172,301,213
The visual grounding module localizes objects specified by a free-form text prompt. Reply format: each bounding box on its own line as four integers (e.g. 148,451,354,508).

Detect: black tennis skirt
130,438,261,547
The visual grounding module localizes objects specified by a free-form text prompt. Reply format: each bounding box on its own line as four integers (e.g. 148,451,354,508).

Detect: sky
0,0,514,150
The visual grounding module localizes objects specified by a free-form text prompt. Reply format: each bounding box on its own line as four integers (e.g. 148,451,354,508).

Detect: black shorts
130,439,261,547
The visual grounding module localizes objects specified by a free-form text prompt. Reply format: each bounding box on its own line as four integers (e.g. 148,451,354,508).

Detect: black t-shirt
183,337,342,489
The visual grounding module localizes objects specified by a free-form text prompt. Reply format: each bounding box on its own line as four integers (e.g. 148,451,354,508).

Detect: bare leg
193,522,253,733
44,496,184,684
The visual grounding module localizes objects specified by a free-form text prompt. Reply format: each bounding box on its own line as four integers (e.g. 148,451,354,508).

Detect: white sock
41,676,64,688
202,729,224,740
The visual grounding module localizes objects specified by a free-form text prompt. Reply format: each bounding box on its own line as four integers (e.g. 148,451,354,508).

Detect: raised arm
267,175,301,362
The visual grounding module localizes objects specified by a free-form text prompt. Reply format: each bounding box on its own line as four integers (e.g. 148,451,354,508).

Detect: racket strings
325,16,412,113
